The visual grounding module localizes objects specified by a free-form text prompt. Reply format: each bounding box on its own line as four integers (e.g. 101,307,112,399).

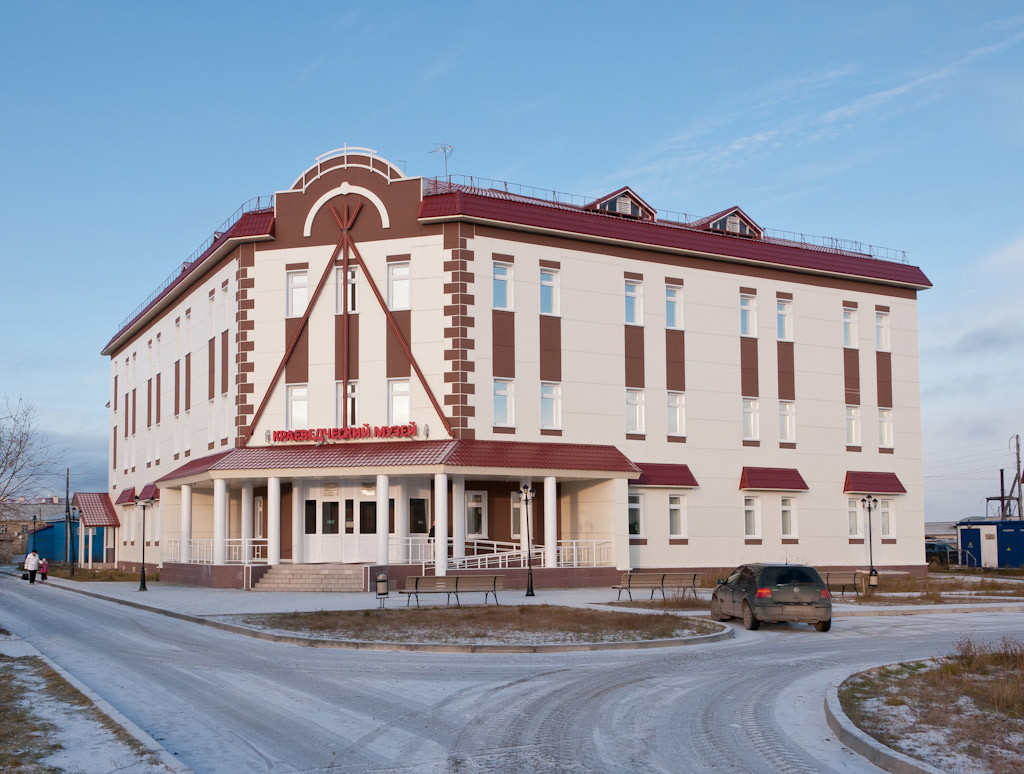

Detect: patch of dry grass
223,604,719,644
0,656,61,771
45,566,158,583
607,592,707,611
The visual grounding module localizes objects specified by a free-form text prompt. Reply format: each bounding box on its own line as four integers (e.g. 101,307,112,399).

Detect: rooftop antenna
430,143,454,177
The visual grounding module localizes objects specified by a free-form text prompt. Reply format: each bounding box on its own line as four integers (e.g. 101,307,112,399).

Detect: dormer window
701,207,763,239
600,196,641,217
586,187,656,221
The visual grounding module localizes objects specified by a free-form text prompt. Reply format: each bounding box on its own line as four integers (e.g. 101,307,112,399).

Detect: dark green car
710,563,832,632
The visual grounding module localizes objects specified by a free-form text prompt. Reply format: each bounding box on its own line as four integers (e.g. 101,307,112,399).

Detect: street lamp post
519,484,536,597
861,495,879,590
133,494,154,592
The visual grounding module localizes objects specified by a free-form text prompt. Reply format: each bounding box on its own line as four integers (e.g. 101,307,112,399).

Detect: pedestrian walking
24,550,40,584
39,558,49,582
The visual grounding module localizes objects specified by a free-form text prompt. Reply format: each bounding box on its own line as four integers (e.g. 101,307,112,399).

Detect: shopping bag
21,573,29,580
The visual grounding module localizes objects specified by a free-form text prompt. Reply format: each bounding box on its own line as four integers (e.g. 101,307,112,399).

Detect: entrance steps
251,563,366,592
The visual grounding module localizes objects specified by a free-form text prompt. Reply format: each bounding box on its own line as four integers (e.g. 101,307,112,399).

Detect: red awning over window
739,467,809,491
73,493,120,528
844,471,906,495
138,483,160,501
633,463,698,488
113,487,135,506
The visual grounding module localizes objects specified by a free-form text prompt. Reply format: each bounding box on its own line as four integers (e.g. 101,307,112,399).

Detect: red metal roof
419,191,931,289
633,463,698,487
138,483,160,501
113,487,135,506
740,467,809,491
157,439,639,483
844,471,907,495
73,493,120,528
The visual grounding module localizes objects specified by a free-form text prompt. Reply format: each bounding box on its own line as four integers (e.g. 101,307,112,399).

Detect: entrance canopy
72,492,120,528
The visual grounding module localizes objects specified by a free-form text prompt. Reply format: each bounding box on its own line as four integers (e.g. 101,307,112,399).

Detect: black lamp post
133,494,154,591
519,484,536,597
861,495,879,589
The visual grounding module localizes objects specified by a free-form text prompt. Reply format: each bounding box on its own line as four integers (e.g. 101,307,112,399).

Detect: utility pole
65,467,75,576
989,435,1023,519
1014,435,1023,520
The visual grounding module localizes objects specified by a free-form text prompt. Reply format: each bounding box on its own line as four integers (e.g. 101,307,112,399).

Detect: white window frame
625,280,643,325
876,311,891,352
493,379,514,427
540,268,559,316
510,496,523,539
388,379,410,425
492,262,513,311
669,493,687,538
781,496,797,538
740,294,757,337
848,497,863,537
667,391,685,437
880,499,894,538
336,381,358,426
843,307,858,348
466,491,488,538
540,382,561,430
742,398,759,441
388,262,410,310
878,408,894,449
625,389,645,434
286,271,308,318
776,299,793,341
628,491,644,537
779,400,796,443
743,496,761,538
336,267,358,314
846,405,861,446
666,285,684,330
286,385,308,431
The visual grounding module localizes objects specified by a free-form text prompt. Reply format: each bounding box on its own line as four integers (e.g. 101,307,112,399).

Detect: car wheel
710,595,729,621
742,602,760,631
928,557,939,568
814,619,832,632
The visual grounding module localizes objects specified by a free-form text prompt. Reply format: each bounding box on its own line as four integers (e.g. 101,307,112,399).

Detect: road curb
833,603,1024,617
824,667,945,774
3,571,733,653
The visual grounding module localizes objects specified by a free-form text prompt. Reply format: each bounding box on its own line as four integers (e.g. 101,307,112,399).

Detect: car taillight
820,588,831,599
755,587,772,599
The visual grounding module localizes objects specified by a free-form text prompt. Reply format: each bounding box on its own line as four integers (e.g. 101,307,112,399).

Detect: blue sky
1,2,1022,521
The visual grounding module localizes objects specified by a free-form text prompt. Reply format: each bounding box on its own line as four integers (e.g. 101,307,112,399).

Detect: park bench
612,572,703,601
399,574,503,607
819,570,860,596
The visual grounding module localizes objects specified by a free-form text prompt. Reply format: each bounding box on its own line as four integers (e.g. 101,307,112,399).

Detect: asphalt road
2,574,1019,773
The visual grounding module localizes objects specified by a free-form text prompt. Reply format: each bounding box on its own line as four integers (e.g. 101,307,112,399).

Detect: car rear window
761,567,822,586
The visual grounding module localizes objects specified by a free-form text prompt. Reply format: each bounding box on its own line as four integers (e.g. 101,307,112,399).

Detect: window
744,496,760,537
628,492,642,536
540,269,559,315
388,379,410,425
779,401,796,443
625,389,645,434
742,398,759,441
666,285,683,330
493,379,514,427
667,392,685,437
848,498,861,537
740,294,756,336
286,271,308,318
781,497,796,537
466,492,487,537
359,501,377,533
880,499,894,538
669,494,686,537
388,263,410,310
843,307,858,348
510,499,523,539
322,501,340,535
304,500,317,535
846,405,861,446
286,385,308,430
878,408,894,448
625,281,643,325
336,381,357,426
493,262,512,310
336,267,358,313
876,311,891,352
541,382,561,429
776,299,793,341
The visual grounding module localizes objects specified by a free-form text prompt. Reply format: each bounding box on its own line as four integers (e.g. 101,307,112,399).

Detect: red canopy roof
633,463,698,487
740,467,809,491
844,471,906,495
73,493,120,528
113,487,135,505
138,483,160,501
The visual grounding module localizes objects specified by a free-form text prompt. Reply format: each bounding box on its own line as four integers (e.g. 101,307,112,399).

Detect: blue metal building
956,519,1024,569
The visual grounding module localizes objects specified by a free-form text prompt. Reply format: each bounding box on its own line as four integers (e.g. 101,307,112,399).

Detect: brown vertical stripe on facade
112,427,116,470
876,351,893,408
624,326,645,388
221,330,229,395
348,314,360,380
174,360,180,416
492,310,516,378
131,389,136,435
208,338,216,400
740,337,759,397
844,348,861,405
147,379,152,428
386,310,412,378
666,329,686,391
333,314,360,381
124,395,128,437
539,315,562,382
155,373,161,424
185,354,191,410
777,341,795,400
284,318,309,384
280,484,292,560
114,376,117,411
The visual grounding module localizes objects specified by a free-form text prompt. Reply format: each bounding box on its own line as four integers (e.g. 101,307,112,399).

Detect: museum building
80,146,932,589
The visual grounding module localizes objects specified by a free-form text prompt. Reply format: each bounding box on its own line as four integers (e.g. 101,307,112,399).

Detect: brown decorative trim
777,341,795,401
876,351,892,408
539,259,561,269
844,348,860,405
875,304,890,313
667,436,687,443
493,253,514,263
743,440,760,447
284,317,310,384
208,288,215,298
629,538,648,545
665,276,685,286
539,315,561,382
739,286,757,295
386,309,413,378
207,442,215,450
146,461,151,468
540,429,563,437
666,329,685,391
880,447,894,454
386,254,411,263
220,438,228,446
744,538,762,545
846,446,862,452
173,453,179,461
492,426,516,434
779,442,797,449
843,300,858,308
740,337,759,397
184,450,190,458
624,325,645,388
776,291,793,299
624,271,643,280
625,433,646,441
492,310,515,378
881,538,897,544
669,538,689,545
848,538,865,544
781,538,799,544
285,262,309,270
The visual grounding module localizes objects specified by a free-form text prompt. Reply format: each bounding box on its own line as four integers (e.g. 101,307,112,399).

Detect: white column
519,477,531,558
77,517,85,566
434,473,448,576
452,475,466,560
268,477,281,565
87,529,94,569
544,476,557,568
213,478,227,565
395,478,409,563
241,480,254,553
376,474,390,566
180,483,193,563
291,480,303,564
612,478,630,571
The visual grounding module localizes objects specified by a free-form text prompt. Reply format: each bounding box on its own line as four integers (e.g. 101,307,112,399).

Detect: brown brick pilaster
442,223,476,439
